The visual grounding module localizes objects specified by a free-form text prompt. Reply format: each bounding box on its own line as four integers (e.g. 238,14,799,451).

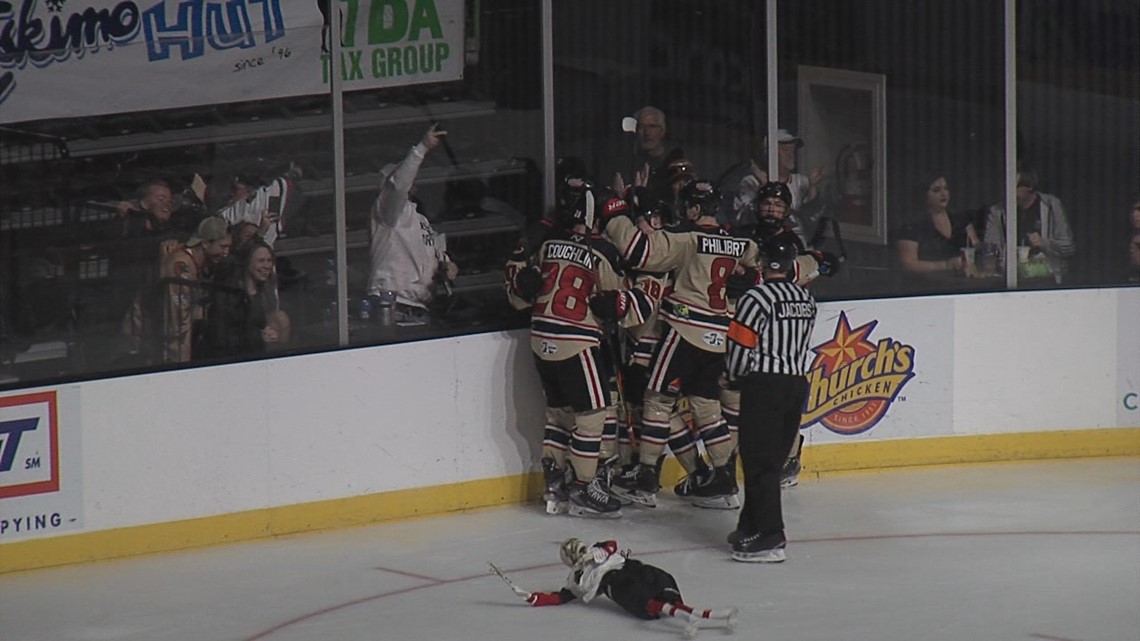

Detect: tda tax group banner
0,0,464,124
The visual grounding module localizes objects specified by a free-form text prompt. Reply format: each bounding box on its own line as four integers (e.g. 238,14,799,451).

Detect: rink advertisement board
802,299,953,442
0,389,83,541
0,0,465,124
1119,297,1140,428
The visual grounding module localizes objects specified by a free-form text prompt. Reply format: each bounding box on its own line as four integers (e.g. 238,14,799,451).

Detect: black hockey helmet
625,185,675,227
679,179,720,218
759,231,801,273
757,181,793,208
557,175,596,230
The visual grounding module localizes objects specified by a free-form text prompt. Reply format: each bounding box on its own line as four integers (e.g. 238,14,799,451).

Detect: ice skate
567,477,622,519
541,457,569,515
780,451,801,488
731,532,786,563
689,464,741,510
673,457,712,497
610,461,659,508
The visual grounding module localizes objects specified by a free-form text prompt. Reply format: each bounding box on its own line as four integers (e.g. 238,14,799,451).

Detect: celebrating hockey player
506,176,652,518
600,178,760,509
492,537,737,637
747,181,840,488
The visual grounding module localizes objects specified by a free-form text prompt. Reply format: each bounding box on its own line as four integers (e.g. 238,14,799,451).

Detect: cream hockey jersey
605,216,760,353
507,230,651,362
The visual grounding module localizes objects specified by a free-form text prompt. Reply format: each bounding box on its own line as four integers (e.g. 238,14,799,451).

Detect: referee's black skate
568,477,622,519
780,451,801,489
690,463,741,510
610,462,660,508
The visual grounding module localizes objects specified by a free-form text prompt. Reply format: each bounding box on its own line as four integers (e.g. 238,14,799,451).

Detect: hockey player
615,190,728,507
748,182,840,488
506,176,652,518
499,537,737,637
600,178,759,509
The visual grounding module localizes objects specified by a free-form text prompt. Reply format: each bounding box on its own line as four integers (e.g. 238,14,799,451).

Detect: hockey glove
527,592,565,607
598,195,631,233
514,266,544,302
810,251,841,277
726,267,759,299
589,290,629,323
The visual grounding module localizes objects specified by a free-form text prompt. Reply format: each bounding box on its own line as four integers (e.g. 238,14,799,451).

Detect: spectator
118,179,176,239
1129,201,1140,283
213,166,303,248
367,124,459,326
613,106,685,200
982,168,1075,283
896,172,979,276
195,238,290,360
160,216,233,363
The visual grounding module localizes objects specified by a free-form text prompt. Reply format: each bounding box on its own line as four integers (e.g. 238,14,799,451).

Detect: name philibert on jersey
698,236,749,257
545,241,597,269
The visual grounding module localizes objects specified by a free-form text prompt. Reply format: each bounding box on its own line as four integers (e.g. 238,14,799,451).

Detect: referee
723,231,817,563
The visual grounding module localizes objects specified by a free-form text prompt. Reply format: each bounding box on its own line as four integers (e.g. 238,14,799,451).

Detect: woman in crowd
896,172,980,275
195,238,290,359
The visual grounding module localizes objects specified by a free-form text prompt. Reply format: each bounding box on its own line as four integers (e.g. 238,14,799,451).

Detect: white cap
763,128,803,148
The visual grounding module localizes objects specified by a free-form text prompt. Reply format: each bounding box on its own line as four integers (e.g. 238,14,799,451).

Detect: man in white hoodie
367,124,459,325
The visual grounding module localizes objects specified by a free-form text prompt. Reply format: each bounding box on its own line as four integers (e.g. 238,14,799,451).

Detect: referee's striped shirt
725,279,817,380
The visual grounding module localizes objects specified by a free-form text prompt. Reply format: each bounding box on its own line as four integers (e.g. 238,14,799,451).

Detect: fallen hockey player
490,538,737,637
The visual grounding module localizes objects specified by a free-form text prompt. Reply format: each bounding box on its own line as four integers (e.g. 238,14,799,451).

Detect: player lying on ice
491,537,737,637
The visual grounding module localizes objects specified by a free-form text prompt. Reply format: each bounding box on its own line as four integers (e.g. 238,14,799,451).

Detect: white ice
1,458,1137,641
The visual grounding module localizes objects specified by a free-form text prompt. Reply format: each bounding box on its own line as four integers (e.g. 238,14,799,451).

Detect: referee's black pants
735,372,810,541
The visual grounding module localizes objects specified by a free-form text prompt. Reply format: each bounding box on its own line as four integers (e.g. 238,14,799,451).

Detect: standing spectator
160,216,233,363
367,124,459,326
896,173,980,276
214,167,302,248
613,106,685,201
118,179,177,239
982,167,1076,283
724,232,817,563
195,238,290,360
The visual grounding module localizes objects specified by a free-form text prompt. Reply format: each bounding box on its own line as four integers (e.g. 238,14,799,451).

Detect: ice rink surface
2,458,1138,641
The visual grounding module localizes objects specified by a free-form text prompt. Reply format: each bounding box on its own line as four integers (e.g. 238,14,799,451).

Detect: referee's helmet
760,231,801,273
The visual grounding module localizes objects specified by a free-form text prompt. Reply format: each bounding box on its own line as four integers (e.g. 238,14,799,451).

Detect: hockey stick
487,562,530,599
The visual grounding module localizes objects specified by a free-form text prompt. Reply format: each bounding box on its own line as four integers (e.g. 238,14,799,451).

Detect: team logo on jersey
800,312,915,435
701,331,725,348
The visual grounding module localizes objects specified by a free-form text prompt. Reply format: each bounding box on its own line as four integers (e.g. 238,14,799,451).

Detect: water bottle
360,297,373,321
377,291,395,327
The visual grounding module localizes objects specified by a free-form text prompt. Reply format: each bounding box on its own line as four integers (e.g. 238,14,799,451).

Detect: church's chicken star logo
801,312,916,435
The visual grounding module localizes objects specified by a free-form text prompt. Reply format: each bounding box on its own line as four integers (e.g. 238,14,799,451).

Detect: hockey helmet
559,537,589,567
757,181,793,208
626,186,676,228
760,231,801,273
557,175,596,230
679,179,720,219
